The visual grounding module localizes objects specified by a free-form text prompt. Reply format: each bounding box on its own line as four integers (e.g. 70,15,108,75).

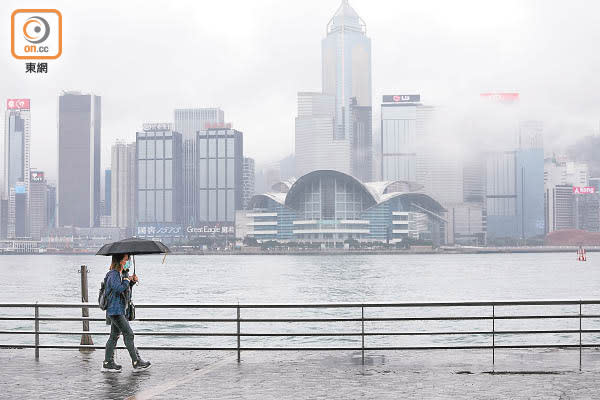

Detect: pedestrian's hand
132,274,139,283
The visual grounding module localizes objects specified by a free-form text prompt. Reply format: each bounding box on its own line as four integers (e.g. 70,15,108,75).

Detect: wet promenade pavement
3,348,600,399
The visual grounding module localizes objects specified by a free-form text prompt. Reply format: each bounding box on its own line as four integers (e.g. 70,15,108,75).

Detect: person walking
102,253,151,372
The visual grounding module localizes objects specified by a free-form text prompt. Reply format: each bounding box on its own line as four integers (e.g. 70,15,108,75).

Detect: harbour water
1,253,599,348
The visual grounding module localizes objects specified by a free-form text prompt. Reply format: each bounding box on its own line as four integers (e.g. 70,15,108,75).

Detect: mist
1,0,599,182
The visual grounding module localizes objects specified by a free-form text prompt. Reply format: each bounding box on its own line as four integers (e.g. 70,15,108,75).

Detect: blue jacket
105,270,131,316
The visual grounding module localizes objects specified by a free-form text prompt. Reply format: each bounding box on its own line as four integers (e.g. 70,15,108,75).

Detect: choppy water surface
1,253,599,348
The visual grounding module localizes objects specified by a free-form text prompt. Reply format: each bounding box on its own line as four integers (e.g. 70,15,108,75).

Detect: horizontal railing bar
0,344,236,350
0,331,239,336
4,329,600,337
4,315,600,323
3,344,600,351
2,299,600,308
239,330,600,336
0,317,238,322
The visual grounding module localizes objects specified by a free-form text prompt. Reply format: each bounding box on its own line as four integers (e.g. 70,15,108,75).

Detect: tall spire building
295,0,372,180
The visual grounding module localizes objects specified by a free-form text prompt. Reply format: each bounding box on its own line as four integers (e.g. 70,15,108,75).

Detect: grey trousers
104,314,139,362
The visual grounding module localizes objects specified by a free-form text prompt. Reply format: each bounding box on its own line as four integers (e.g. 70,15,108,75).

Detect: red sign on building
480,93,519,102
573,186,596,194
7,99,30,109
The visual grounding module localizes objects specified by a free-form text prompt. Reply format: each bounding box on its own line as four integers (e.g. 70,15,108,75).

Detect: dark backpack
98,274,111,311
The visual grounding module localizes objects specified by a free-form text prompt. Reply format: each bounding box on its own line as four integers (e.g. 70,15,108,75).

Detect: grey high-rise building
574,192,600,232
173,108,224,226
463,156,486,203
545,185,574,232
58,92,101,227
4,99,31,198
295,1,372,179
486,148,545,239
196,128,243,225
8,183,27,238
350,98,372,181
111,141,136,231
242,157,255,210
3,99,31,237
380,95,432,183
136,123,183,234
322,0,371,141
47,184,56,230
29,170,47,240
295,92,349,175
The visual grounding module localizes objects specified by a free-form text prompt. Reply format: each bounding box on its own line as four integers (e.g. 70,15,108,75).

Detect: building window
156,190,164,222
138,191,146,222
227,138,235,158
227,189,235,221
156,138,164,159
165,139,172,158
209,190,217,221
218,159,226,188
199,159,207,188
138,160,146,189
227,159,235,188
138,140,146,160
165,159,172,189
165,190,172,222
156,160,164,189
218,137,226,158
218,190,226,221
209,159,217,187
198,138,207,158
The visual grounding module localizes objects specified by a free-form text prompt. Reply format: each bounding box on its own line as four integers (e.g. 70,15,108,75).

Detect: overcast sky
1,0,600,182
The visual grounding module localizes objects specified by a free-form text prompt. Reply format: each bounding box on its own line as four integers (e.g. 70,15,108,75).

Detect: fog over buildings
1,0,600,182
2,0,600,248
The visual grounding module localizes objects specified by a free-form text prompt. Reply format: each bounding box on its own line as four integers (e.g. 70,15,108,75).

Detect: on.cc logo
23,16,50,44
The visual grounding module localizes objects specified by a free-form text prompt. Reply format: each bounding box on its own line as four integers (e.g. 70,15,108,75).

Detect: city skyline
2,0,600,183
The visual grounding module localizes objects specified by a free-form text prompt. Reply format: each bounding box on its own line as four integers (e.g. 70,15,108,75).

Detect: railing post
80,265,93,350
579,300,582,371
361,306,365,365
237,304,241,363
34,302,39,359
492,305,495,371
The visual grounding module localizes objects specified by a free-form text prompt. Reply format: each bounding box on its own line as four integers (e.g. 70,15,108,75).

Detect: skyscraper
58,91,101,227
380,95,432,183
322,0,371,142
46,184,56,230
486,148,545,240
29,170,47,240
242,157,255,210
295,0,372,179
350,98,372,181
3,99,31,237
8,183,27,238
295,92,349,175
196,128,243,225
136,123,183,236
111,141,136,231
173,108,224,226
4,99,31,197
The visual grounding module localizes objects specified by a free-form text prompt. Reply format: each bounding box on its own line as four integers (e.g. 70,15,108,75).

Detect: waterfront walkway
3,348,600,399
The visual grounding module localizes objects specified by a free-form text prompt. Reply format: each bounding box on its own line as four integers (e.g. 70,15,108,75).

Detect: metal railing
1,300,600,370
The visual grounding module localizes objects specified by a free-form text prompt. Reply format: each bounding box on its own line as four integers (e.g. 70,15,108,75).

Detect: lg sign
382,94,420,103
7,99,30,110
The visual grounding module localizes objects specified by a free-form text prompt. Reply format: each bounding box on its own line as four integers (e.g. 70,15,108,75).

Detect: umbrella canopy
96,237,170,256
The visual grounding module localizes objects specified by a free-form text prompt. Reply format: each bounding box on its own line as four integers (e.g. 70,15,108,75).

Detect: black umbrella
96,237,170,274
96,237,170,256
